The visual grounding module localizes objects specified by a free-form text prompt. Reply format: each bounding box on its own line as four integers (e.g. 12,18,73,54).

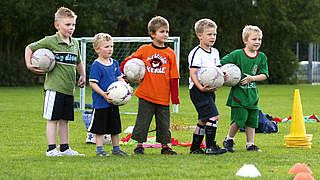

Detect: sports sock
47,144,56,151
205,126,217,148
190,134,204,151
246,142,254,148
227,135,234,140
96,146,104,152
112,146,120,153
161,144,169,149
136,143,143,148
60,144,69,152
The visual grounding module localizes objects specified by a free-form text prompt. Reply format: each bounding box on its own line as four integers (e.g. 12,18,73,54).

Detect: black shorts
88,106,121,135
43,90,74,121
189,86,219,121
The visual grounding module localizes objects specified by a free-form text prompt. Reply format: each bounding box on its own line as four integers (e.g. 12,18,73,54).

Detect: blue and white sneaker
112,150,131,156
96,151,110,157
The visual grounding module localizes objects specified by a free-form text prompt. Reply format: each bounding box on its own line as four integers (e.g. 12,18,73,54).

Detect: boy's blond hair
242,25,263,40
194,18,217,34
93,33,113,50
55,7,77,22
148,16,169,36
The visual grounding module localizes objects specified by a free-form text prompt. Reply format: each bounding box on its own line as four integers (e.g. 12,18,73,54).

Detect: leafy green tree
0,0,319,85
254,0,320,83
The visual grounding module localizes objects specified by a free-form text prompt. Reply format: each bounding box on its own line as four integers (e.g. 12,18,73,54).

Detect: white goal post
76,36,181,111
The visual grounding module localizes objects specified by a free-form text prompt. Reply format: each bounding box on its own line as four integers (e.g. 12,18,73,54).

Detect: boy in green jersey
25,7,85,156
221,25,269,152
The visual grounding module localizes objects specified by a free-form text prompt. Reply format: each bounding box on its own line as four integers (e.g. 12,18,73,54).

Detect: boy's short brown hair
242,25,263,40
194,18,217,34
148,16,169,35
55,7,77,22
93,33,113,50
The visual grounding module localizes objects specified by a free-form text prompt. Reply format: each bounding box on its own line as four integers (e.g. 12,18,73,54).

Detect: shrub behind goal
76,37,180,111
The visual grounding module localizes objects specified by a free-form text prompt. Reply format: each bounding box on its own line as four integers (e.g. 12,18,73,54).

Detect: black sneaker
112,150,131,156
134,146,144,154
161,147,177,155
223,138,234,153
96,151,110,157
205,144,227,155
190,148,205,154
246,145,262,152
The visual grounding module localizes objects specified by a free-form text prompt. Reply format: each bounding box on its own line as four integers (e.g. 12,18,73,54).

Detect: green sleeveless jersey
29,32,81,95
220,49,269,109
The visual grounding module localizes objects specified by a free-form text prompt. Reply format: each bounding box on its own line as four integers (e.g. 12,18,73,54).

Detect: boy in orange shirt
120,16,180,155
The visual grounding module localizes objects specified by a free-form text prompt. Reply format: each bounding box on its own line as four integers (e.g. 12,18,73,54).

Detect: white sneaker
46,148,61,157
59,148,85,156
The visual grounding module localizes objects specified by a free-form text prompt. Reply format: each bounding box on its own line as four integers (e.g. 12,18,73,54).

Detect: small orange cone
293,172,315,180
288,163,312,174
284,89,312,148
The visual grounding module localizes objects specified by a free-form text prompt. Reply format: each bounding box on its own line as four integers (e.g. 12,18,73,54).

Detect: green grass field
0,85,319,179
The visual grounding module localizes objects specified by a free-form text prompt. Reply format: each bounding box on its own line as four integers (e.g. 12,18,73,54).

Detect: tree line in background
0,0,319,86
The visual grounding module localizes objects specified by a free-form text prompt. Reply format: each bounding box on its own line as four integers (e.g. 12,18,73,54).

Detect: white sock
246,142,254,148
227,135,234,140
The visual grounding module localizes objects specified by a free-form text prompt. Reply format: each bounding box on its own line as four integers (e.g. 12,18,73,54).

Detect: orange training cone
293,172,315,180
284,89,312,148
288,163,312,174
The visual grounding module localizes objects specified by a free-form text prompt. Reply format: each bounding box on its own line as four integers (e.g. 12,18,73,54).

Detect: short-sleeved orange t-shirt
124,43,180,106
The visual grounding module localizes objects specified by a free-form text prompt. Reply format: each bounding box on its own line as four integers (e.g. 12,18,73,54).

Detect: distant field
0,84,319,179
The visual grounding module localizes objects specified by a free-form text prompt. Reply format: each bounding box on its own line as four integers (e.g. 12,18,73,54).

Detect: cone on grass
288,163,312,174
235,164,261,178
293,172,315,180
284,89,312,148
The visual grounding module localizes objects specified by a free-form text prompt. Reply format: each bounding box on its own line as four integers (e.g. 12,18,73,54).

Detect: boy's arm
76,61,86,88
240,73,267,85
25,46,45,74
89,81,112,104
170,78,180,104
120,58,129,74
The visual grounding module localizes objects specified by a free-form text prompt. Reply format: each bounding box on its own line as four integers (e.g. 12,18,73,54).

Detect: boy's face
95,40,114,60
243,32,262,52
151,26,169,46
55,17,76,39
198,27,217,48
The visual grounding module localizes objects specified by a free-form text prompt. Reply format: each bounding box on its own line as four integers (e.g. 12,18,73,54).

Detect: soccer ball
31,48,55,72
107,81,133,106
123,58,145,82
200,67,224,88
221,64,241,86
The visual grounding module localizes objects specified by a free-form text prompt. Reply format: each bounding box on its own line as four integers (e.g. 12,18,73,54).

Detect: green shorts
230,107,259,128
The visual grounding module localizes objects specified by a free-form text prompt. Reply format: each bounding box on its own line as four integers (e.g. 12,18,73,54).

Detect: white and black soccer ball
200,67,224,88
221,63,241,87
123,58,145,82
107,81,133,106
31,48,55,72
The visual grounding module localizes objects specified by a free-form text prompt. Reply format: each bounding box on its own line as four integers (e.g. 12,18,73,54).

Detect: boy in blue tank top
88,33,130,157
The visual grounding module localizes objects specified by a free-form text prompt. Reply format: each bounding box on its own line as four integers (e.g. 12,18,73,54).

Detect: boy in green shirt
25,7,85,156
221,25,269,152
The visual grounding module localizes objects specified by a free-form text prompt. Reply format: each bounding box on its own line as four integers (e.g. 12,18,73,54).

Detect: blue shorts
189,86,219,121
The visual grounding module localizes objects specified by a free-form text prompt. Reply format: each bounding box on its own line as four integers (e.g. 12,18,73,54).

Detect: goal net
76,36,180,111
